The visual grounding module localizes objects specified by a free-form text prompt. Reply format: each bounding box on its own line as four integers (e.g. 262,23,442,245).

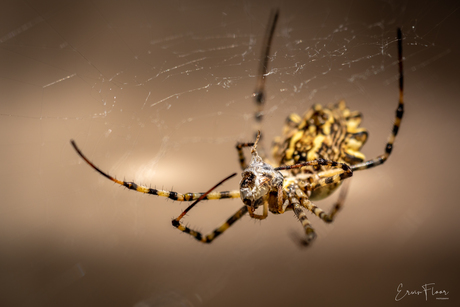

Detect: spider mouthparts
240,187,256,207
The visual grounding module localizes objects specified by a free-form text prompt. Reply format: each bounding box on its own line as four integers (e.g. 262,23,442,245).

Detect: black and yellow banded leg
71,140,241,201
275,158,353,192
351,28,404,172
311,168,352,221
275,158,351,172
301,180,351,223
285,185,316,244
171,173,248,244
235,141,255,170
172,206,248,243
309,166,352,192
292,200,317,245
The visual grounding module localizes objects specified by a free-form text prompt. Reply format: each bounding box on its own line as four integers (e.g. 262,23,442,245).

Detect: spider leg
292,198,317,245
282,184,316,244
172,206,248,243
71,140,240,201
301,179,351,223
275,158,353,191
276,184,286,213
250,9,279,158
235,141,254,170
171,173,247,243
326,179,350,221
351,28,404,172
253,9,279,122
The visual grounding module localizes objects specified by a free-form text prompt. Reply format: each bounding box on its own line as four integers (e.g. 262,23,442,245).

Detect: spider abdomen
272,100,369,200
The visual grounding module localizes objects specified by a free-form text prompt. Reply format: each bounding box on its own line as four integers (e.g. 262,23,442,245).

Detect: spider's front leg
71,140,241,202
235,10,280,171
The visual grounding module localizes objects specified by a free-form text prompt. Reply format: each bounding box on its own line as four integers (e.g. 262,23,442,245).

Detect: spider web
1,0,451,214
2,1,449,172
1,0,459,306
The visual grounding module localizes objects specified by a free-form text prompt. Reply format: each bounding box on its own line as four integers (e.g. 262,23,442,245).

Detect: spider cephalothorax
239,134,284,210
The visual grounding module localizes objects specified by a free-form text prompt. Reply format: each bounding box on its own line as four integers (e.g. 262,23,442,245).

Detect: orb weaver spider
71,10,404,245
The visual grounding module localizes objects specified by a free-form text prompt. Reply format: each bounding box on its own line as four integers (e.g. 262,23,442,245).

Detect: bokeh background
1,0,459,306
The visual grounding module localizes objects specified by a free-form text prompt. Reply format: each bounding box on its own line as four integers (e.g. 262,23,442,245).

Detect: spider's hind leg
351,28,404,172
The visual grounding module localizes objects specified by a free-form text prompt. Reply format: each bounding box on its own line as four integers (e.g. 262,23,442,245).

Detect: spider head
239,132,283,209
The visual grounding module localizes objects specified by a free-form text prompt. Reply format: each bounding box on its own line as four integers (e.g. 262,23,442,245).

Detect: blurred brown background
1,0,459,306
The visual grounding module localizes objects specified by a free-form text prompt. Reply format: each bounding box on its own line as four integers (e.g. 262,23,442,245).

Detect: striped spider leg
235,141,255,170
71,140,241,203
171,173,249,243
350,28,404,173
71,141,252,243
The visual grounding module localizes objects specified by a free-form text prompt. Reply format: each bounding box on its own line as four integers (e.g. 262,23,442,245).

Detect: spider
71,10,404,245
